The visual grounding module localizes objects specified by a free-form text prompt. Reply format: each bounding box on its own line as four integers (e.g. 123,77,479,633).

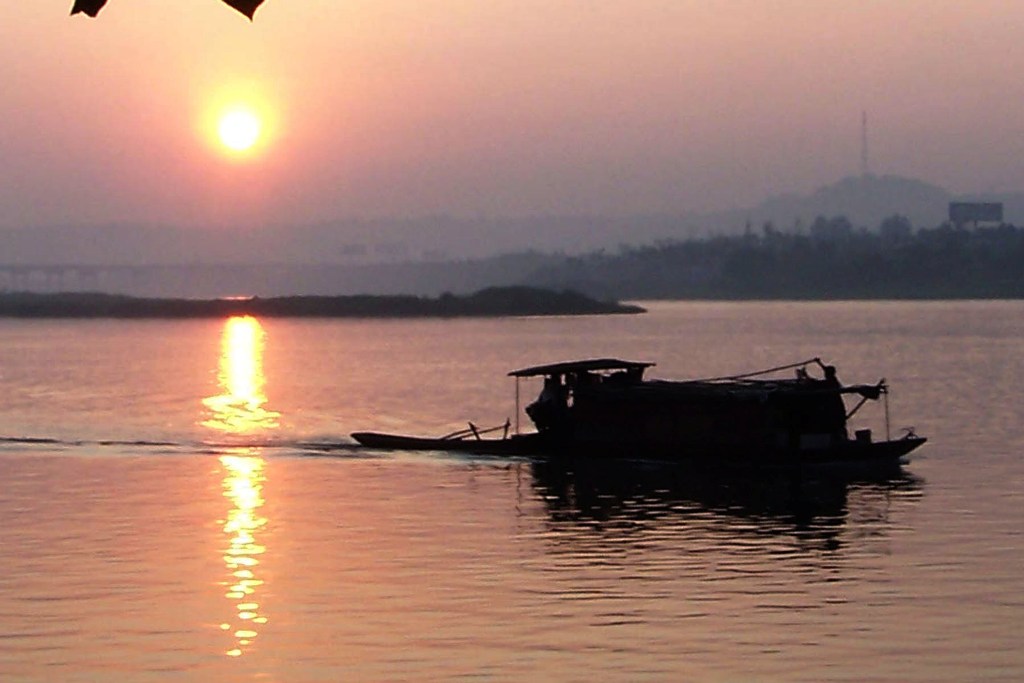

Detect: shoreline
0,287,645,319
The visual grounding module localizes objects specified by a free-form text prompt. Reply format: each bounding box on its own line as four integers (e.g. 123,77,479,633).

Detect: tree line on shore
528,215,1024,299
0,287,642,318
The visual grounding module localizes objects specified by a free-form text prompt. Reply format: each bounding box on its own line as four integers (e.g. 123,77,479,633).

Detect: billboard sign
949,202,1003,225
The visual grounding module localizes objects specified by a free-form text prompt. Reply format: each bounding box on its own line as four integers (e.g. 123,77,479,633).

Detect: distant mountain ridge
731,174,952,230
700,174,1024,234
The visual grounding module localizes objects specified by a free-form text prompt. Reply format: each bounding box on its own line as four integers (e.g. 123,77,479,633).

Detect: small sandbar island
0,287,644,318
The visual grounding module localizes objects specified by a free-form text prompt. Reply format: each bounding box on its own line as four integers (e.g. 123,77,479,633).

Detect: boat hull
350,431,544,456
351,430,926,464
571,435,927,465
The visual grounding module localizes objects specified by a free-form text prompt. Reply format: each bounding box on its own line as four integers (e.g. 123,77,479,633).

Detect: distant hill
738,174,950,230
698,174,1024,233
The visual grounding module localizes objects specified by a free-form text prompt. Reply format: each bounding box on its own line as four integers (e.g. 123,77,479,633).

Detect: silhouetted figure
71,0,265,19
526,376,569,433
821,365,847,440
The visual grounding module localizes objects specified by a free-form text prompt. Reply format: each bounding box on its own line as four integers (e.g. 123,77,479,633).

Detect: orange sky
1,1,1022,228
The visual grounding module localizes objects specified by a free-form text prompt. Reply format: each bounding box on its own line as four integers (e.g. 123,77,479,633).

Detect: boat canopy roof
508,357,886,400
509,358,654,378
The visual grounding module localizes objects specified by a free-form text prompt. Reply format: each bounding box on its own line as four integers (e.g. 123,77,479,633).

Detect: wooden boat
350,430,543,456
351,421,541,455
352,357,926,464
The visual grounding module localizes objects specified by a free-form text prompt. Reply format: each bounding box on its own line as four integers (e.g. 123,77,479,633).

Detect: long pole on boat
514,378,520,435
884,388,891,441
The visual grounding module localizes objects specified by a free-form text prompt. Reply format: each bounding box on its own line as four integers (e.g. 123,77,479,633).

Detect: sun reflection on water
203,316,280,434
219,452,268,658
203,316,275,658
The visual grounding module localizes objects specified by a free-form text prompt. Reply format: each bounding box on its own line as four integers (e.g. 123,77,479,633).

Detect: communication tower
861,111,870,176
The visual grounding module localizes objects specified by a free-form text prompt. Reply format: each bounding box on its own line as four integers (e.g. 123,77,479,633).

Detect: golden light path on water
202,316,278,658
202,315,280,434
219,453,268,659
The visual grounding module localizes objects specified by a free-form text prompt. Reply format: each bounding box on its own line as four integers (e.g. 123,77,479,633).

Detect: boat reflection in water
530,456,922,552
202,316,280,434
202,316,277,658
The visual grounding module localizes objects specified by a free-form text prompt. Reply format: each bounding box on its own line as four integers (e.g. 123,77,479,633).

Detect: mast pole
884,389,891,441
514,378,520,435
861,111,869,176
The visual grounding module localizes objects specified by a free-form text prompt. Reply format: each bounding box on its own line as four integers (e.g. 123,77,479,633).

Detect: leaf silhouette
71,0,265,20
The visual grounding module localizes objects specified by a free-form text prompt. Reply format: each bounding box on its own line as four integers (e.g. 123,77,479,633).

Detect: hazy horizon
3,170,1022,271
3,2,1024,234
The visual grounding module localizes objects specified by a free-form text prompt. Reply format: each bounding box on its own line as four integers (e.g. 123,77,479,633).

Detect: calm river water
0,301,1022,682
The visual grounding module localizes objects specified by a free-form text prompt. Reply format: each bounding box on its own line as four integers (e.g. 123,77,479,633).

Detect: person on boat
526,375,569,432
786,364,847,448
541,375,564,402
821,365,848,441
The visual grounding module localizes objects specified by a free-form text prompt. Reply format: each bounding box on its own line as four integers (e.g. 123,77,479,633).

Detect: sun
200,81,279,160
218,108,262,152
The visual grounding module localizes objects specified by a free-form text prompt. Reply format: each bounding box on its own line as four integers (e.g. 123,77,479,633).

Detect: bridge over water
0,261,497,299
0,264,220,294
0,264,147,292
0,263,376,298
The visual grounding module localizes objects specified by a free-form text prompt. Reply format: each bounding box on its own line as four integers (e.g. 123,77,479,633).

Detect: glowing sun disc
218,109,261,152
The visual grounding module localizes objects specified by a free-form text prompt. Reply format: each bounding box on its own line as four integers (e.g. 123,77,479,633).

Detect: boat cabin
510,358,889,457
510,359,652,431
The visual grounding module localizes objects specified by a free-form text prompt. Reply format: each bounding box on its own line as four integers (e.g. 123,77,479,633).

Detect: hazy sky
1,1,1022,229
